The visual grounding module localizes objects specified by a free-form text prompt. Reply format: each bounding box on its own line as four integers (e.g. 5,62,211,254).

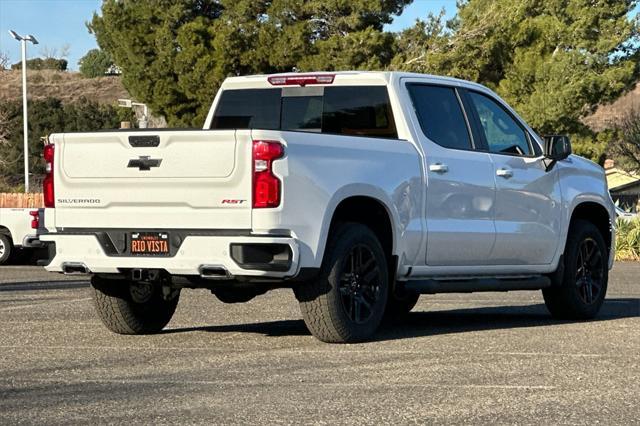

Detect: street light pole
20,39,29,193
9,30,39,193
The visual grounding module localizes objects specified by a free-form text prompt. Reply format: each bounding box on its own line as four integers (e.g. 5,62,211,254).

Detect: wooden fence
0,193,44,208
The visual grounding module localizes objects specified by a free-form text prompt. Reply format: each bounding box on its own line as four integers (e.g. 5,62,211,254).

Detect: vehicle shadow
163,298,639,341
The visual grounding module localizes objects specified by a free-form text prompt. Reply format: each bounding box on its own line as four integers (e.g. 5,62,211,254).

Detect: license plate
130,232,170,256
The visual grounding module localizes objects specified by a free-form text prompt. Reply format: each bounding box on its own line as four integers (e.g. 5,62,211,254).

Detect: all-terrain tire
0,234,13,265
295,222,389,343
91,276,180,334
543,220,608,319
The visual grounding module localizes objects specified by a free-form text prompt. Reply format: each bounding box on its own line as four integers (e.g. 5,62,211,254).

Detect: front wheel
543,220,608,319
295,223,389,343
91,276,180,334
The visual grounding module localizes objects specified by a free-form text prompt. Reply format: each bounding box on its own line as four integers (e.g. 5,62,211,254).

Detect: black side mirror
543,135,572,161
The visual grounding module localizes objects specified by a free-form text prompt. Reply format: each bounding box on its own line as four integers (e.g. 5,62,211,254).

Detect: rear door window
211,86,397,139
407,84,473,150
322,86,397,138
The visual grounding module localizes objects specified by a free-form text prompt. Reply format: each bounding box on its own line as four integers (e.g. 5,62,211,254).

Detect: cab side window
468,92,532,156
407,84,473,150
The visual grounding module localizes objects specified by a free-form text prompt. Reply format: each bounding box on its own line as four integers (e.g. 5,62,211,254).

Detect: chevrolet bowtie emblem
127,156,162,171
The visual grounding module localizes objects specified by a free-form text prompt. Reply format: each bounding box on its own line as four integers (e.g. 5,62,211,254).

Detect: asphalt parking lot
0,264,638,424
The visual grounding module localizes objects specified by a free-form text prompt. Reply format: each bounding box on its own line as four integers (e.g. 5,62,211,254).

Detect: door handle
496,168,513,178
429,163,449,173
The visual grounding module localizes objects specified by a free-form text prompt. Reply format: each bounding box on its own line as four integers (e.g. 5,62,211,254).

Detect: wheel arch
318,186,400,268
568,201,613,259
328,196,394,259
0,226,12,241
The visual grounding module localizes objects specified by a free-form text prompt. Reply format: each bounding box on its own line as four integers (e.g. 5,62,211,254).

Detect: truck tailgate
50,129,253,230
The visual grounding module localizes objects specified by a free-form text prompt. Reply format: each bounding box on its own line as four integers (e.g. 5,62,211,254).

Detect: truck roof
221,71,489,92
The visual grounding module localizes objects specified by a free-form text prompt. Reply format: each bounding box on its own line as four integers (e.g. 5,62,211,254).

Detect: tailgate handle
129,135,160,147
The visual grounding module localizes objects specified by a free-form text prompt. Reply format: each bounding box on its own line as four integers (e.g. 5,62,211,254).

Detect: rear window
211,86,397,139
210,89,281,130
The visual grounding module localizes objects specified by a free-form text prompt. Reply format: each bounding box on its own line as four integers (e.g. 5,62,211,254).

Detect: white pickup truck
39,72,616,343
0,208,39,264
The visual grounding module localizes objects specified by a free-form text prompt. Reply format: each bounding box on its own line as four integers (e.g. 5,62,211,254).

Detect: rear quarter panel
251,129,424,271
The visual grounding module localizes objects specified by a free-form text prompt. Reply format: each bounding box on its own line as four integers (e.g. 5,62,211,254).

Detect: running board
404,276,551,294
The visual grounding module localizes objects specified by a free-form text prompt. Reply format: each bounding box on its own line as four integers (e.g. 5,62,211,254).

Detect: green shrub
11,57,68,71
615,218,640,261
78,49,114,78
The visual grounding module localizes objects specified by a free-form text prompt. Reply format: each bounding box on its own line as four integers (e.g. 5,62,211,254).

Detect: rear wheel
543,220,608,319
295,223,389,343
0,234,12,265
91,276,180,334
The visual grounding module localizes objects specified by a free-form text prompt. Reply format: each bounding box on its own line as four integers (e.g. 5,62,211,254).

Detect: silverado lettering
57,198,101,205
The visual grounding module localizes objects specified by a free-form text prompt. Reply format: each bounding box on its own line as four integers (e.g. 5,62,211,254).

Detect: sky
0,0,636,71
0,0,457,71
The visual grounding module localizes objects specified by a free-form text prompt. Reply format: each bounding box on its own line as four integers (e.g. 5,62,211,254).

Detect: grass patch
616,218,640,261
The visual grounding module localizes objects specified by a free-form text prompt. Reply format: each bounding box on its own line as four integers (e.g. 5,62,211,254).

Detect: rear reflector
267,74,335,86
29,210,39,230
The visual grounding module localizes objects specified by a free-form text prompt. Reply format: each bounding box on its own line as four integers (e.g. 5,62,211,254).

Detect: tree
0,51,10,70
611,110,640,172
89,0,411,127
393,0,640,139
79,49,114,78
40,44,70,60
0,98,131,186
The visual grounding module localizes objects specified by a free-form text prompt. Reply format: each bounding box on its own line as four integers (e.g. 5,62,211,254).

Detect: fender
553,156,616,270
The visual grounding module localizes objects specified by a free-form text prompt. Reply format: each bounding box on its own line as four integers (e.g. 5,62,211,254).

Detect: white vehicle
615,205,638,222
0,208,39,264
39,72,616,343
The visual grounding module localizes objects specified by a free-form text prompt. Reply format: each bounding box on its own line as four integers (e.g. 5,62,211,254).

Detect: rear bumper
39,233,300,278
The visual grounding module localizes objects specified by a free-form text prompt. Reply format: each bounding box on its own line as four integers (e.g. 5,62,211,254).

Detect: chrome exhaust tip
62,262,90,275
199,265,232,280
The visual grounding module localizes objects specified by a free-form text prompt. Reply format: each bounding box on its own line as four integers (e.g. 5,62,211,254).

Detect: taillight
253,140,284,208
29,210,39,229
267,74,335,86
43,144,55,208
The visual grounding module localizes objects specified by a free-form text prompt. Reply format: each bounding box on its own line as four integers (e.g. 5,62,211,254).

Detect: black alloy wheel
574,237,605,305
295,222,389,343
338,244,384,324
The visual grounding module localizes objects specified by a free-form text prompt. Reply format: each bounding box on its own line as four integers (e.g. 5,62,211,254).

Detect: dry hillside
585,82,640,131
0,69,129,105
